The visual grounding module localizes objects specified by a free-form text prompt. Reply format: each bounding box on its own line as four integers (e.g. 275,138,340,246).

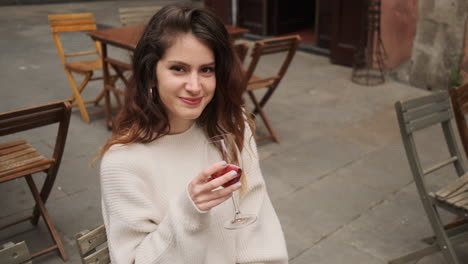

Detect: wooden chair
48,13,116,123
0,241,32,264
234,42,249,64
0,101,72,261
119,6,162,27
390,91,468,264
244,35,301,143
449,83,468,158
75,224,110,264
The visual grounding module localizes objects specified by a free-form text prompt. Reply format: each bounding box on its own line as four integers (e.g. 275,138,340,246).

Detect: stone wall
398,0,467,90
380,0,418,69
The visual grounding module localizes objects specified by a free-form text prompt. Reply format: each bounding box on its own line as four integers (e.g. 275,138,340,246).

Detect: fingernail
220,161,227,166
231,171,237,177
236,182,242,187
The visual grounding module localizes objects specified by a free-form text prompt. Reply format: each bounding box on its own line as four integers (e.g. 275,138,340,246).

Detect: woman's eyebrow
167,60,215,67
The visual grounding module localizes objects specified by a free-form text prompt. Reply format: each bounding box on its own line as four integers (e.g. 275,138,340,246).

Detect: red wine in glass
211,165,242,188
205,134,257,229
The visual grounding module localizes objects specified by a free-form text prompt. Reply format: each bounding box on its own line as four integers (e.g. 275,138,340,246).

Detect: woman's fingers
197,192,234,211
200,169,239,193
194,180,242,204
193,161,227,184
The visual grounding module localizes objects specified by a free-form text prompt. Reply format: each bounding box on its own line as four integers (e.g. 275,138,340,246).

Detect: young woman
99,5,288,264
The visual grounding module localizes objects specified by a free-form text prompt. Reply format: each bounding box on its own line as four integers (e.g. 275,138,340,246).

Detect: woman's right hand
188,161,242,211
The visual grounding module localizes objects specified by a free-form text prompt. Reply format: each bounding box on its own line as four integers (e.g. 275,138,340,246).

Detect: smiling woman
156,33,216,133
97,5,288,264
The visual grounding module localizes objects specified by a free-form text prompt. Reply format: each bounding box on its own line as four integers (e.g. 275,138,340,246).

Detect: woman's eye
201,67,215,74
170,66,185,72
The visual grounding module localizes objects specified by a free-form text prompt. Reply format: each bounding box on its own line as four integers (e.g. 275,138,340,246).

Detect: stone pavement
0,1,467,263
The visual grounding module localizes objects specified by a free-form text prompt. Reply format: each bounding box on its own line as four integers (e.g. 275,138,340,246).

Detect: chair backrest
48,13,101,66
449,83,468,158
119,6,162,27
0,101,72,175
75,224,110,264
244,35,301,91
234,42,249,64
0,241,32,264
395,91,466,198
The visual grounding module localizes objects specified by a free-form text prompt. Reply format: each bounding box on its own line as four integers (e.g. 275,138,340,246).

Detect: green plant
449,54,464,87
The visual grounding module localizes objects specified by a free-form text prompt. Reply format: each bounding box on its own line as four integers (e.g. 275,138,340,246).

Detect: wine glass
204,134,257,229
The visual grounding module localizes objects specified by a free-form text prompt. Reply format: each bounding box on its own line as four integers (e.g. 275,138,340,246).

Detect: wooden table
89,24,249,129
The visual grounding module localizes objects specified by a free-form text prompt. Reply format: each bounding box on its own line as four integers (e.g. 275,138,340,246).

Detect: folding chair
244,35,301,143
48,13,117,123
0,241,32,264
391,91,468,264
0,101,71,261
118,6,162,27
449,83,468,158
75,224,109,264
234,42,249,64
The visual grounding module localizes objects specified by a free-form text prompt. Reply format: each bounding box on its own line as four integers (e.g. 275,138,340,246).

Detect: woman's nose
185,72,201,93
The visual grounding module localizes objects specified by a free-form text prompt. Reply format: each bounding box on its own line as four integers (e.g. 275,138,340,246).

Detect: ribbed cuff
171,184,210,233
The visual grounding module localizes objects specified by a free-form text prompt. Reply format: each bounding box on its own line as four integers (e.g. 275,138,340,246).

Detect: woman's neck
168,119,195,135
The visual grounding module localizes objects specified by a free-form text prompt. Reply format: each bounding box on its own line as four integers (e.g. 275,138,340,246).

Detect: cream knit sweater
100,124,288,264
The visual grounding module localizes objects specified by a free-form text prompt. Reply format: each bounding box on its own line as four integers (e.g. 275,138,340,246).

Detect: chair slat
76,225,107,256
403,99,450,123
0,117,61,136
0,140,27,150
422,156,458,176
400,91,448,111
0,154,45,173
49,19,95,27
83,247,110,264
65,50,98,57
0,149,41,168
406,110,451,133
435,174,468,199
48,13,95,21
51,24,97,33
0,108,63,136
0,143,30,155
0,103,64,120
0,163,52,183
0,241,31,264
0,147,37,163
447,190,468,204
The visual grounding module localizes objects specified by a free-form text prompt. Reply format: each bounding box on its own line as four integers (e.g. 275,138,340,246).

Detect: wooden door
330,0,366,66
316,0,332,49
238,0,268,35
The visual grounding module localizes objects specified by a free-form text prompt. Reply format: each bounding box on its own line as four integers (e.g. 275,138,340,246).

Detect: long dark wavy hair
97,6,253,186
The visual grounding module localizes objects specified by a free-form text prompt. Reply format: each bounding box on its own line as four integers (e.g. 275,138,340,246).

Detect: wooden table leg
101,43,113,130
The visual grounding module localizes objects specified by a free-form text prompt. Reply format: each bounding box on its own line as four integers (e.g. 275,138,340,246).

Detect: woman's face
156,33,216,133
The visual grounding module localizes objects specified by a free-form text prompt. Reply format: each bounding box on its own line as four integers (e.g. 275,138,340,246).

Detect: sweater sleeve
100,148,209,264
236,125,289,264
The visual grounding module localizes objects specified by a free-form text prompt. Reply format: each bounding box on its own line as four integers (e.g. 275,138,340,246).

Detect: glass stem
231,195,241,217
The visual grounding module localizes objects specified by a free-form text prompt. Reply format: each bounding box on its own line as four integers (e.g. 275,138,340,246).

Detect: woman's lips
180,97,202,105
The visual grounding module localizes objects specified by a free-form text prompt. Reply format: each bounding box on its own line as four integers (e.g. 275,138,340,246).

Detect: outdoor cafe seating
243,35,301,143
391,91,468,264
48,13,120,124
0,101,71,261
449,83,468,159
